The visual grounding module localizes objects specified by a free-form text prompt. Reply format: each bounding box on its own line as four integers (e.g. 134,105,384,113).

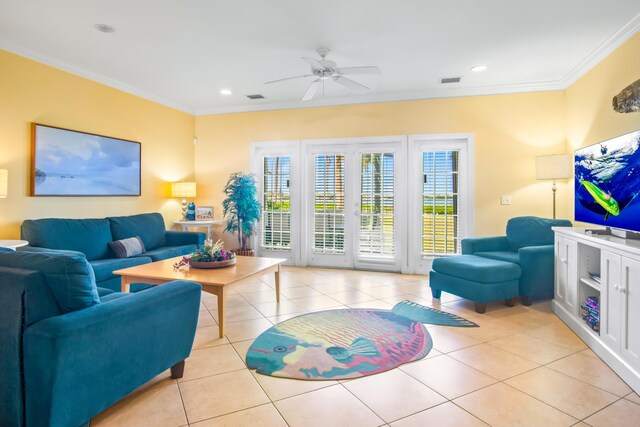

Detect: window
261,156,291,251
422,150,460,256
313,154,345,254
359,153,395,256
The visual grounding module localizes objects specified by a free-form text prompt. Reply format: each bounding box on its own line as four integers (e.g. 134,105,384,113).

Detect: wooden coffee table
114,256,286,338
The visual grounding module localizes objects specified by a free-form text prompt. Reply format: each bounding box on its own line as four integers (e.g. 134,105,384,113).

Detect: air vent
440,77,462,84
246,94,265,100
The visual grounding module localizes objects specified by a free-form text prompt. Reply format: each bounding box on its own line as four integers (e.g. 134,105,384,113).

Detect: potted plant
222,172,261,256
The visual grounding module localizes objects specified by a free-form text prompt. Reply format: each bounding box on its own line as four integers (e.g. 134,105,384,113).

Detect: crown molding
2,13,638,117
559,12,640,87
194,80,566,115
0,39,195,115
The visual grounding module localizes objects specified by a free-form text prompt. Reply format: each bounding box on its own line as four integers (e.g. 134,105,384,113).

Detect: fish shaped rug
246,300,478,380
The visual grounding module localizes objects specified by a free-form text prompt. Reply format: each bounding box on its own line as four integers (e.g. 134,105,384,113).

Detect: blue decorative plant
222,172,262,251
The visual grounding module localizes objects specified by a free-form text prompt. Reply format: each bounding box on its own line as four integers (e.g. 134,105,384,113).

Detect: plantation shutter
359,152,395,256
261,156,291,251
313,154,346,254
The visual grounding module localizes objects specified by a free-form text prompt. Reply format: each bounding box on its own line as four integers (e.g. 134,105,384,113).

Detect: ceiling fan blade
302,57,325,70
333,75,369,94
335,66,381,75
302,79,321,101
264,74,314,85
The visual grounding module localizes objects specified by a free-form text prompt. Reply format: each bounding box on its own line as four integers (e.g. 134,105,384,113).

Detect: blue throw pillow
0,250,100,313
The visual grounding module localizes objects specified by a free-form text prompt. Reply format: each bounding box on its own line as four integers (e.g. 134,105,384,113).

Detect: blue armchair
0,250,201,427
462,216,572,304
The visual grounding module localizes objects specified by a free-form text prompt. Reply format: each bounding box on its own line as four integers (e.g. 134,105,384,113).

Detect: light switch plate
501,196,511,205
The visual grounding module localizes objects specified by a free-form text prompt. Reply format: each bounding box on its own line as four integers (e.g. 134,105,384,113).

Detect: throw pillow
109,236,146,258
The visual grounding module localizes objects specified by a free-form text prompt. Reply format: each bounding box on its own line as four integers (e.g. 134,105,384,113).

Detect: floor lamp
536,154,572,219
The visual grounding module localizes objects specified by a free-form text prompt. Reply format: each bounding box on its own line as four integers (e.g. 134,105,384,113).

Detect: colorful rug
246,300,478,380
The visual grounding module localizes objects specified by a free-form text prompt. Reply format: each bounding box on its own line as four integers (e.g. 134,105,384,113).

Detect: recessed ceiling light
220,89,232,95
94,24,115,33
471,65,488,72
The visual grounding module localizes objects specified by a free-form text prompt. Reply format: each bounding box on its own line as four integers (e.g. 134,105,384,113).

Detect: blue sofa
0,249,201,427
430,216,571,312
21,213,205,293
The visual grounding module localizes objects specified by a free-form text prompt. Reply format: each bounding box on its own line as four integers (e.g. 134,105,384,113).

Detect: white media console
553,227,640,393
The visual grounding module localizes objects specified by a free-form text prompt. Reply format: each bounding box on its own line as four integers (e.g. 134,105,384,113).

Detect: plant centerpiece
173,239,236,270
222,172,261,256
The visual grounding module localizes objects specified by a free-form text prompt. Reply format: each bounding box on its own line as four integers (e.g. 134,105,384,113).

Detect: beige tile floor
92,266,639,427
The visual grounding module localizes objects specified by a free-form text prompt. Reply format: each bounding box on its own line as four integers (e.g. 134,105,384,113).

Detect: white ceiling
1,0,639,115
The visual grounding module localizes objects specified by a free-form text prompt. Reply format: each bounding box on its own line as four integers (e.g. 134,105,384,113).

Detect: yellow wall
195,92,567,237
566,32,640,219
0,49,196,238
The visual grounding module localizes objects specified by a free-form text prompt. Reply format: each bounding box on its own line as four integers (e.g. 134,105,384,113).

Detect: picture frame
196,206,214,220
31,123,141,196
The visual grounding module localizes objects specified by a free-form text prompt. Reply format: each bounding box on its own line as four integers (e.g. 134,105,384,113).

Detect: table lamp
0,169,7,198
171,181,196,220
536,154,572,219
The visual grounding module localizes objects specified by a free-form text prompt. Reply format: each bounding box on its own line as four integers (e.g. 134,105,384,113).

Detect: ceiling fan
265,47,381,101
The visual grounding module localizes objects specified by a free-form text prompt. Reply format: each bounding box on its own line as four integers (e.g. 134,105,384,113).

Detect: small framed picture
196,206,214,220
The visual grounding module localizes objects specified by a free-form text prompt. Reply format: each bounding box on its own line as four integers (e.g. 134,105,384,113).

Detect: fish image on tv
575,130,640,232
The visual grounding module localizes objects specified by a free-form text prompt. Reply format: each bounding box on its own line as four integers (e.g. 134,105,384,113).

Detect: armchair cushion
21,218,113,261
108,213,166,251
506,216,572,251
0,251,99,313
473,251,520,265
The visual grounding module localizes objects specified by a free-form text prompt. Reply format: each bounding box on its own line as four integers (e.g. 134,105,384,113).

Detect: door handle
560,257,567,264
620,286,627,294
614,285,619,291
354,211,360,216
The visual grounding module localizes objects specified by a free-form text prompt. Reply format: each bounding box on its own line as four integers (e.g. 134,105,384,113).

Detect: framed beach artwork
196,206,214,220
31,124,141,196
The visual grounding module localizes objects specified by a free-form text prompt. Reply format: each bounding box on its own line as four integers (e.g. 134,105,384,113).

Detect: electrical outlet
501,196,511,205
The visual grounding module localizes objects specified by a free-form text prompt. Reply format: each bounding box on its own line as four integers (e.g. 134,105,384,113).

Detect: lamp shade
536,154,572,180
0,169,7,198
171,181,196,198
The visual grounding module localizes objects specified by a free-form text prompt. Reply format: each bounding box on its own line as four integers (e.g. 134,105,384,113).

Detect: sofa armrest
23,280,201,427
17,246,85,257
461,236,509,254
165,230,206,247
518,245,555,298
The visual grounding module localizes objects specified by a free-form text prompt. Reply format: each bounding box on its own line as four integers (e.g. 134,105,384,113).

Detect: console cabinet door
620,256,640,372
601,251,622,351
555,236,577,314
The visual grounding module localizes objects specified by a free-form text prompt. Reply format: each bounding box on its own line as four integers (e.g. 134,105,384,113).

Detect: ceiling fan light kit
265,47,381,101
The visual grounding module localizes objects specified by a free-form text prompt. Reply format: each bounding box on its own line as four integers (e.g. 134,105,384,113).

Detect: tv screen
575,129,640,232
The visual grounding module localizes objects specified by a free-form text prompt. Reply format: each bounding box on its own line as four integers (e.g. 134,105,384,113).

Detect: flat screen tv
575,129,640,232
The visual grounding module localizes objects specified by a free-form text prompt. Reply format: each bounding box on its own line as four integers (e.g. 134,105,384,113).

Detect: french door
252,134,472,273
303,138,406,271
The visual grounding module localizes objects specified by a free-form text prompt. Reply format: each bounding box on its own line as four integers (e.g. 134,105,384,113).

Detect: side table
172,220,222,240
0,240,29,251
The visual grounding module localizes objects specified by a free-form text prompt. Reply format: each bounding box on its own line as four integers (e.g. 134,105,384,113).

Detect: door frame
301,136,407,270
407,133,474,274
250,140,301,265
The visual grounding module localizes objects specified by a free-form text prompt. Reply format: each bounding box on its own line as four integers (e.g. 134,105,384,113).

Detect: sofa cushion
432,255,521,283
506,216,572,251
21,218,113,261
90,256,152,283
109,236,146,258
135,245,196,261
108,213,166,251
474,251,521,265
0,251,99,313
100,292,129,303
